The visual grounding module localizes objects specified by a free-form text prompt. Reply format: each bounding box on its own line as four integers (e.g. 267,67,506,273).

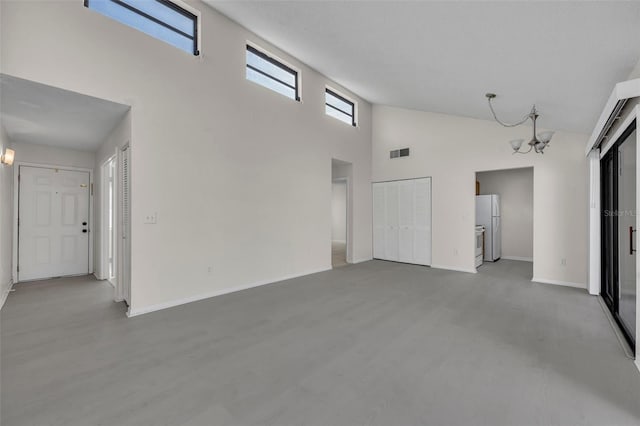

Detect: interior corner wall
0,125,14,306
476,168,533,261
372,105,588,287
1,0,373,314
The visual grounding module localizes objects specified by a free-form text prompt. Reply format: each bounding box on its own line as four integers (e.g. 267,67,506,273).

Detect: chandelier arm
487,97,531,128
513,144,534,154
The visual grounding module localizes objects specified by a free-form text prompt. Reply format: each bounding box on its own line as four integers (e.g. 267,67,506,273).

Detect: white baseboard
531,277,586,290
431,264,477,274
127,266,332,318
332,240,346,244
0,279,14,310
351,257,373,264
502,256,533,262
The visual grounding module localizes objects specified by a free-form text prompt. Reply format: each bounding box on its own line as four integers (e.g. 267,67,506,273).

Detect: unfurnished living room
1,1,640,425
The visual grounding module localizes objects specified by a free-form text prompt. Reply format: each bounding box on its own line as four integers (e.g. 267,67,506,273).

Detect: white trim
351,257,373,264
501,256,533,262
588,149,601,295
100,155,117,283
13,162,94,283
531,277,586,290
126,266,331,317
586,78,640,156
332,240,347,244
432,264,477,274
0,279,14,310
599,109,638,158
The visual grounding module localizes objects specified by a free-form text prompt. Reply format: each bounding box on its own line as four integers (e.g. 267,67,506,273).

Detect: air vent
390,148,410,159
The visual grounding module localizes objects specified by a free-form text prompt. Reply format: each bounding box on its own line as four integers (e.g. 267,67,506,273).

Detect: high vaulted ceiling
207,1,640,134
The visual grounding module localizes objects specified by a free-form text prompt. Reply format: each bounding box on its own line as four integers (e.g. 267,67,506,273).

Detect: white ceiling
208,0,640,134
0,74,130,151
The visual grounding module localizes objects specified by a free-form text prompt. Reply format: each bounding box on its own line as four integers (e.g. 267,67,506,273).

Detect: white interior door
413,177,432,266
18,166,90,281
120,146,131,305
385,181,399,261
398,180,415,263
372,178,431,266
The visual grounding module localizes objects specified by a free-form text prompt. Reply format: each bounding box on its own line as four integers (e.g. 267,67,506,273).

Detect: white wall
629,58,640,80
0,125,13,307
331,182,347,243
477,168,533,261
11,141,95,170
373,105,588,286
1,0,373,314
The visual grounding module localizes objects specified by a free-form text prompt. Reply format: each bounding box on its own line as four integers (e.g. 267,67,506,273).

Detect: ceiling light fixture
0,148,15,166
485,93,554,154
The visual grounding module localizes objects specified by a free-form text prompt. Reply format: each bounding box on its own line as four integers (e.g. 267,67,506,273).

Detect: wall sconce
1,148,15,166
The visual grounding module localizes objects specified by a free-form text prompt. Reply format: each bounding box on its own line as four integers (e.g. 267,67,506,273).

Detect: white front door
18,166,90,281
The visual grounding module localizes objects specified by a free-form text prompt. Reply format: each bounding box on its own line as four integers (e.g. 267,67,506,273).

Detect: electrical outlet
561,258,567,266
144,212,157,224
207,266,213,275
454,248,459,256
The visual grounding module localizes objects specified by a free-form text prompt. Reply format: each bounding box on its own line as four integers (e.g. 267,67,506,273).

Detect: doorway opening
2,73,131,313
331,159,352,268
601,121,636,353
475,167,534,279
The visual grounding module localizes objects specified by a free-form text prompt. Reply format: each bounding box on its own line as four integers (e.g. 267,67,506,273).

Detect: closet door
372,178,431,266
385,181,400,261
372,183,387,259
414,178,432,266
398,179,415,263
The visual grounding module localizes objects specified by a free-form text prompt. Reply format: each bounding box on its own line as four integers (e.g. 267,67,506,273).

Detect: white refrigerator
475,195,501,262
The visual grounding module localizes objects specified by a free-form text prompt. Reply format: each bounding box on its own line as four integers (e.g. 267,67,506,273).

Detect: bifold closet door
398,180,415,263
413,178,432,265
372,178,431,266
385,182,400,261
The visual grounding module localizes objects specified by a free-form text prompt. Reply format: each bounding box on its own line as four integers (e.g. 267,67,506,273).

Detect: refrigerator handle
630,226,636,255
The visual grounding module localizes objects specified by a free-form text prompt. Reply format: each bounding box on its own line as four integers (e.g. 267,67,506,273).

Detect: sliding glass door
601,121,637,351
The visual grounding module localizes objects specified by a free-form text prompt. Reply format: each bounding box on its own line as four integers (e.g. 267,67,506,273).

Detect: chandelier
485,93,554,154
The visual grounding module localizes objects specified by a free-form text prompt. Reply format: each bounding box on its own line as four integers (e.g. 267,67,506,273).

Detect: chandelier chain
487,97,530,128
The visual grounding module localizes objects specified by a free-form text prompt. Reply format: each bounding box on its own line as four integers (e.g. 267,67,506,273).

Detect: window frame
245,44,301,102
84,0,200,56
325,87,357,127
